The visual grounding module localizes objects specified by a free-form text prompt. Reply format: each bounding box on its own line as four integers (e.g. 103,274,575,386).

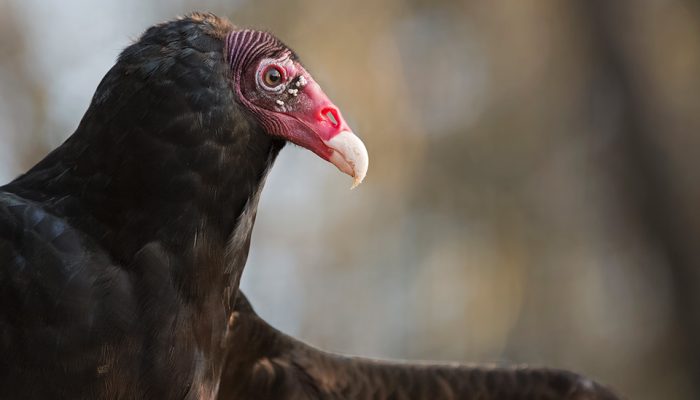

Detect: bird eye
261,65,285,89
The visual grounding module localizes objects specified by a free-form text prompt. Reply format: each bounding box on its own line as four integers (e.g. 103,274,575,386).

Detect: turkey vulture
0,13,366,399
0,12,619,400
217,292,621,400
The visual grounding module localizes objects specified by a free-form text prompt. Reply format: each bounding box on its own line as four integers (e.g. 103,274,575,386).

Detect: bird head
223,26,368,187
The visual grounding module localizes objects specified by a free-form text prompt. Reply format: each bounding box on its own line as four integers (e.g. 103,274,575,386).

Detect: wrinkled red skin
235,56,352,162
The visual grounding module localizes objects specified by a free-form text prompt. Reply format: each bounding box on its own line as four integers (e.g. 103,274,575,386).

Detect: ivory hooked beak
324,130,369,189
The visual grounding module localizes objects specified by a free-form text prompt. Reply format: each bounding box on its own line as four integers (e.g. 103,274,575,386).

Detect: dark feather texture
0,14,283,399
218,293,622,400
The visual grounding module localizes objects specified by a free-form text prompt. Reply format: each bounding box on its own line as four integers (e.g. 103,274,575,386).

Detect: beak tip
350,176,363,190
350,160,368,190
325,130,369,190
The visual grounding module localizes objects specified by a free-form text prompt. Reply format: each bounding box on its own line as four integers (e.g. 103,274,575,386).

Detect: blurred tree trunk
583,0,700,396
0,2,49,171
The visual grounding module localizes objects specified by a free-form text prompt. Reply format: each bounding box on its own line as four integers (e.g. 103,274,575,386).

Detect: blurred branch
583,0,700,395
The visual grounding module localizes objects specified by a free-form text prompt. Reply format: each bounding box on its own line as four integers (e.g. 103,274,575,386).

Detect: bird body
0,13,366,399
0,15,272,399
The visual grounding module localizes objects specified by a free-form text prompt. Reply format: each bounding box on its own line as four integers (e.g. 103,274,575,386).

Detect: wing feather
218,293,622,400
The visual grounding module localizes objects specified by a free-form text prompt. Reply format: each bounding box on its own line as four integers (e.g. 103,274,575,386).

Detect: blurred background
1,1,699,398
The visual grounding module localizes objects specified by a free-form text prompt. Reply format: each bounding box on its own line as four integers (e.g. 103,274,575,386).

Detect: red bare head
225,29,368,188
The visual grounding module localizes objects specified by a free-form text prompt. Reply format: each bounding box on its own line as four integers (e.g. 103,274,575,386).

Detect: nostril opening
322,108,339,127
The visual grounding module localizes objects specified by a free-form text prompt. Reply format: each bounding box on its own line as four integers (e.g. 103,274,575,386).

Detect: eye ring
263,66,284,87
257,62,287,93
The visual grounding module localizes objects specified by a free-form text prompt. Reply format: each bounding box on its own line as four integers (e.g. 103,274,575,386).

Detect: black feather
0,14,283,399
218,292,623,400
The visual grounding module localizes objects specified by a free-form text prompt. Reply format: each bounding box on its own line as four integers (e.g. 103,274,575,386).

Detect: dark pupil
266,69,281,85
